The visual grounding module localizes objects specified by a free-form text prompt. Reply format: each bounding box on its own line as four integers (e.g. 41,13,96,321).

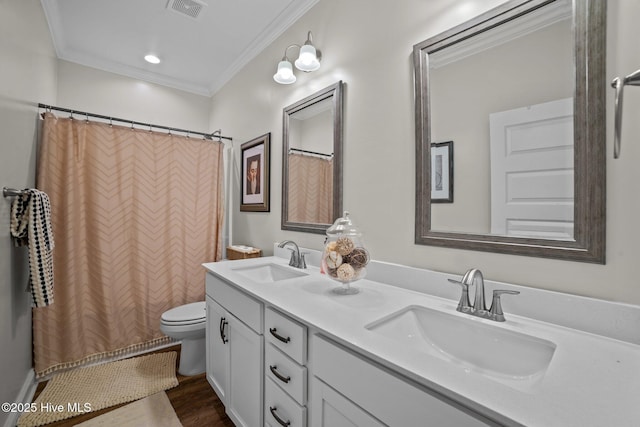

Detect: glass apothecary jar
322,211,370,295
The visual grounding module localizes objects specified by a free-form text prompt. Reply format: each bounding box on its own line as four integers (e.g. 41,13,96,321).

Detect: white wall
211,0,640,305
0,1,57,425
56,61,211,133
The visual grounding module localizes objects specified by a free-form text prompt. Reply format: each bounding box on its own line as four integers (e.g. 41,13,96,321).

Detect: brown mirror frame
414,0,606,263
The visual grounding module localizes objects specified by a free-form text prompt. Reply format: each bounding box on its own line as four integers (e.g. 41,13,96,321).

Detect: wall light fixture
273,31,321,84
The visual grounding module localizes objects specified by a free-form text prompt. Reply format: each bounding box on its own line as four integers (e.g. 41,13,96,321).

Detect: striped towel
10,189,55,307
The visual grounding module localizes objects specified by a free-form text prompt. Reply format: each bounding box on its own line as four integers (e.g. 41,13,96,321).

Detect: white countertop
203,256,640,427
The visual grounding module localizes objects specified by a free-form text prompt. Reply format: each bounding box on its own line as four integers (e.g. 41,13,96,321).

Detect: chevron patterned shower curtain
33,113,224,377
287,153,333,224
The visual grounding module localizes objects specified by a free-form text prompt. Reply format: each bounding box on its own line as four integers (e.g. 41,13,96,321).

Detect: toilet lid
161,301,206,323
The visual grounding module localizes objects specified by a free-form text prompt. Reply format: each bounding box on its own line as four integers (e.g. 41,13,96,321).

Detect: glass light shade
295,44,320,72
273,60,296,84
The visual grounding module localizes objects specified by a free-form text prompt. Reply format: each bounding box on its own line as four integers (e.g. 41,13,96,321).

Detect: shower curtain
287,153,333,224
33,113,224,377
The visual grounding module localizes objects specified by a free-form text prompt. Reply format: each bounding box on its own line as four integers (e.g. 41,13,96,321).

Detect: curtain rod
289,147,333,158
38,103,233,142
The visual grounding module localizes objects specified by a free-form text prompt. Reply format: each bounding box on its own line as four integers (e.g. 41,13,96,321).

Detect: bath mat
73,391,182,427
18,352,179,427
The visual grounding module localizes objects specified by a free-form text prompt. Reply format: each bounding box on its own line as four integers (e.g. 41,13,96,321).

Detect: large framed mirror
414,0,605,263
282,81,343,234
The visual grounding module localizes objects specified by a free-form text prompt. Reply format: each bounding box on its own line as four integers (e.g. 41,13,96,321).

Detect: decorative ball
335,236,355,256
344,247,369,270
326,267,338,278
326,241,338,252
325,251,343,269
336,263,356,281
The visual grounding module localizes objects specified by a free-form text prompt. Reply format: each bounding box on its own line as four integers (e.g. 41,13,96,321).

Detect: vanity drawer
265,307,307,364
205,273,263,333
265,377,306,427
265,343,307,405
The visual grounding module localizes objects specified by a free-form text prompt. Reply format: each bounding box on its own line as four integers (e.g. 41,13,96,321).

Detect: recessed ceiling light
144,54,161,64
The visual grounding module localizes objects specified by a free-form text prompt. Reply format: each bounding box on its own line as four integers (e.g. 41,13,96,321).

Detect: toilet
160,301,206,376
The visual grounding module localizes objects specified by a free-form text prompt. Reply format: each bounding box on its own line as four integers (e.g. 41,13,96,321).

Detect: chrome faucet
277,240,306,269
466,268,487,313
448,268,519,322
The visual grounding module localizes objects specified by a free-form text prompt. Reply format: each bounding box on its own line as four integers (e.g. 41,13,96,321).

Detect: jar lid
326,211,361,237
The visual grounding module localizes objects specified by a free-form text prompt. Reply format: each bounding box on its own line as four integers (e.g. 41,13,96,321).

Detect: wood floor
30,345,235,427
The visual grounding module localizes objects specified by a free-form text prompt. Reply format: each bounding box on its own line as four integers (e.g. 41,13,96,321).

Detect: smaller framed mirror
282,81,344,234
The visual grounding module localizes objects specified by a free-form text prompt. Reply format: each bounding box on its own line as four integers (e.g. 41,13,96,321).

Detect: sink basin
366,305,556,382
232,263,308,283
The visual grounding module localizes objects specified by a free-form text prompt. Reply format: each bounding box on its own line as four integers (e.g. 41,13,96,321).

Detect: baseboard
3,369,36,427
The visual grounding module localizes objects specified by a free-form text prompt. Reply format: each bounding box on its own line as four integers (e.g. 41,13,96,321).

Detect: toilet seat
161,301,206,326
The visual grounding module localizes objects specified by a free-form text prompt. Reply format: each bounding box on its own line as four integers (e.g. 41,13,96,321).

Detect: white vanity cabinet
205,274,264,427
202,256,640,427
309,334,496,427
264,307,309,427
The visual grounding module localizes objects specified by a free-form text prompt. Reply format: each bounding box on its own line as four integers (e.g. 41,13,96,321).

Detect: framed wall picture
431,141,453,203
241,133,270,212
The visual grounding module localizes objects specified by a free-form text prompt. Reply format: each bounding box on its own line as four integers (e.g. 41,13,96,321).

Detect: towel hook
611,68,640,159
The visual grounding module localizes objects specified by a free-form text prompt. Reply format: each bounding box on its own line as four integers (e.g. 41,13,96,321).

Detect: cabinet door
206,296,229,403
310,377,385,427
227,313,264,427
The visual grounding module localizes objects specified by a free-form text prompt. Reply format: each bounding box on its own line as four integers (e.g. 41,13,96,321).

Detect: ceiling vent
166,0,207,20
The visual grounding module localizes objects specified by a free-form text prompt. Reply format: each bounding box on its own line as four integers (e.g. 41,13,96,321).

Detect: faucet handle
285,248,298,267
489,290,520,322
299,252,308,269
447,279,472,313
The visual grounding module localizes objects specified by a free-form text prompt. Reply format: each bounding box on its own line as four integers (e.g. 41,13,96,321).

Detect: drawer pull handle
269,327,291,344
219,317,228,344
269,365,291,383
269,406,291,426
